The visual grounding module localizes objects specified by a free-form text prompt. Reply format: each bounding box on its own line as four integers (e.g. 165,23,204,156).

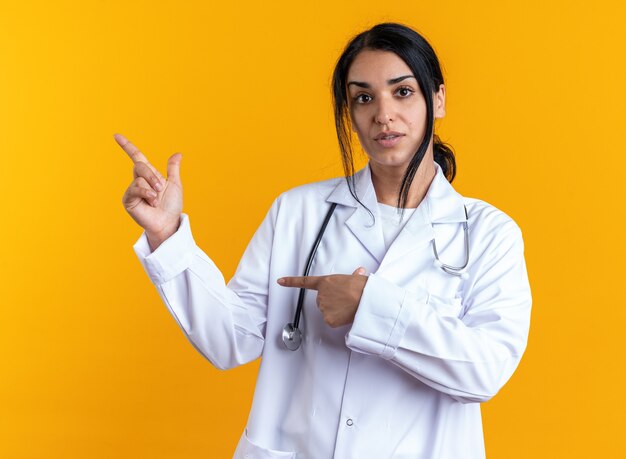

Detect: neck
370,159,436,209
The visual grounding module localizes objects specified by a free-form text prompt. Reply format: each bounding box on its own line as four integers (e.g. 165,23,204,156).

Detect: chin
368,152,414,168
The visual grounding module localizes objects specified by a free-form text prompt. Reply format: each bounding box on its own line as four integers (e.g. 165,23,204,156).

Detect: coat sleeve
345,219,532,403
132,199,279,370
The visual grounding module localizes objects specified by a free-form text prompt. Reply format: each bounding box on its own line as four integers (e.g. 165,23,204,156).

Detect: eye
396,86,415,98
353,93,372,104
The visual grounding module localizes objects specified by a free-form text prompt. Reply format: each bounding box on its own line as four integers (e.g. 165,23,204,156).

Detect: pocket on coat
233,429,297,459
429,293,465,319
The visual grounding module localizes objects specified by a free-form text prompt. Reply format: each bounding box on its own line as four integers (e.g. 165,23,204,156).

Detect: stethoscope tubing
432,206,469,276
293,202,338,330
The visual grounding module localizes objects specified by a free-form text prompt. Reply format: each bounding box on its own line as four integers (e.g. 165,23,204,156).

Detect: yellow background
1,0,624,457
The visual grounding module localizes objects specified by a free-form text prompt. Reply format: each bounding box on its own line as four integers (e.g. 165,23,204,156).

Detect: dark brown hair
331,22,456,219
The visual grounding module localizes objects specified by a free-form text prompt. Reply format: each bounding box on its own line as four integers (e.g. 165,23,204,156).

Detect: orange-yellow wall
1,0,624,457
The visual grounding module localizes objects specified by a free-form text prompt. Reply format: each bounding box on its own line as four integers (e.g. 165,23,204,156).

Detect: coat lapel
379,204,434,268
326,164,386,264
380,163,467,268
325,161,467,267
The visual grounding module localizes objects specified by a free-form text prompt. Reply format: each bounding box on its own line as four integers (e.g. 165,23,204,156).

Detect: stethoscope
282,203,470,351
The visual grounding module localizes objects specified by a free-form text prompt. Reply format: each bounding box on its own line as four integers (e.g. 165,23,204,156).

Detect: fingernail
155,182,163,191
148,190,157,198
277,278,285,285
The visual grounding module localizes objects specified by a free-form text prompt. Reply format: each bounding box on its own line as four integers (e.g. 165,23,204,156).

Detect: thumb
352,267,366,276
167,152,183,185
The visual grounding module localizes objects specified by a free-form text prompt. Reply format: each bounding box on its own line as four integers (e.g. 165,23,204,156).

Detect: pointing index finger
114,133,150,164
277,276,322,290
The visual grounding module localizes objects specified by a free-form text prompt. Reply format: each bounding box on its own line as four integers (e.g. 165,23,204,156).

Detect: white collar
325,161,466,223
324,161,466,264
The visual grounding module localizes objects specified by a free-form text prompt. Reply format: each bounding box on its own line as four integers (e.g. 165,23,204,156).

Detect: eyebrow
347,74,416,89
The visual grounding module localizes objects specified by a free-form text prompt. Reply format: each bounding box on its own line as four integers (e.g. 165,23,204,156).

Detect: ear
434,84,446,119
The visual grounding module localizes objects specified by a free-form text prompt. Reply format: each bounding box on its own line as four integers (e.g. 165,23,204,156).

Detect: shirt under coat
133,161,532,459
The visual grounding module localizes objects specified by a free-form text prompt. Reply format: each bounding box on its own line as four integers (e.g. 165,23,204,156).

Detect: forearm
133,214,268,369
346,273,530,402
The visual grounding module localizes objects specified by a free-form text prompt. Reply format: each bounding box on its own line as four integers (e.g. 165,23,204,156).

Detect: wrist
146,216,181,252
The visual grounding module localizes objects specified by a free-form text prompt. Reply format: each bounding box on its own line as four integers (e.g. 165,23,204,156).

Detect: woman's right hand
115,133,183,250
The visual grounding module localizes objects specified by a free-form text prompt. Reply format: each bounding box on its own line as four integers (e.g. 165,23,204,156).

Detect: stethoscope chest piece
282,323,302,351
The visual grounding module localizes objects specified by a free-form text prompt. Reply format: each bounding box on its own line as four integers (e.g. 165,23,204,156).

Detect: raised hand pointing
115,133,183,251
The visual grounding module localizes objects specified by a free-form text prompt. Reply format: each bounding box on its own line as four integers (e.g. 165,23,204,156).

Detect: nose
374,97,394,125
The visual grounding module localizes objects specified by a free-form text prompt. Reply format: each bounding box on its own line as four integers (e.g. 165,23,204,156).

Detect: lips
374,131,405,148
374,131,404,140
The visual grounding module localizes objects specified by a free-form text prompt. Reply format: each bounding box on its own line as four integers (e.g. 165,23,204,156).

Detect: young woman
117,22,532,459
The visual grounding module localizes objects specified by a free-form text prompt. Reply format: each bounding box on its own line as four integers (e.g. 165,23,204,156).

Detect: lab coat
133,161,532,459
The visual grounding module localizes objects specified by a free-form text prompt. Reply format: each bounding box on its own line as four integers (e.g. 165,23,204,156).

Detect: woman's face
346,49,445,170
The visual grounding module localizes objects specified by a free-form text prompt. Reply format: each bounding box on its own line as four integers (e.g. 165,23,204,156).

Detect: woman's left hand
278,267,368,328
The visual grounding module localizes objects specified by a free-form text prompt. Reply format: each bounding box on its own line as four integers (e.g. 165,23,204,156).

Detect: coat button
346,418,354,426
